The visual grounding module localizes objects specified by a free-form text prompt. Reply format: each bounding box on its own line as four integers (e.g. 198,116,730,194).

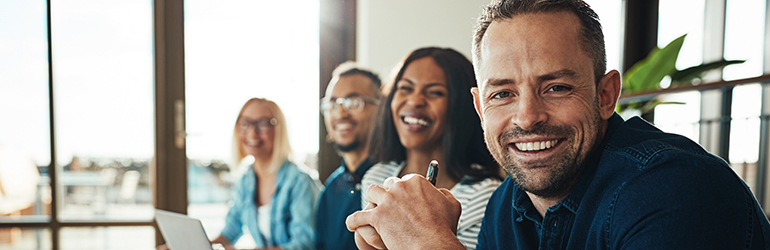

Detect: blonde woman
211,98,320,250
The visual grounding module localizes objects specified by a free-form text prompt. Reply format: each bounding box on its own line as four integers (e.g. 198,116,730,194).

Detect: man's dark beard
334,140,361,153
488,107,602,199
497,125,585,198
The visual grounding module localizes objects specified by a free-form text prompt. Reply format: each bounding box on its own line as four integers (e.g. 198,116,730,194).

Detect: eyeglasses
320,96,379,115
238,117,278,133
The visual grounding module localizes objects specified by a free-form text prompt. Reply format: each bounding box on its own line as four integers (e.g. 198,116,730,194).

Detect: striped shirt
361,161,501,249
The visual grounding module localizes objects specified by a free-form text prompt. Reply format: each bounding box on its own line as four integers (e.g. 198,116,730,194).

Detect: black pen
426,160,439,186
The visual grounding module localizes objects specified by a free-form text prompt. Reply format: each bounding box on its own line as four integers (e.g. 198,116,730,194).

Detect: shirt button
553,221,558,228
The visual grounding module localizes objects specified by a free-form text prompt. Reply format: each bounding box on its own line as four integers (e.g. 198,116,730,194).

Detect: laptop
155,209,224,250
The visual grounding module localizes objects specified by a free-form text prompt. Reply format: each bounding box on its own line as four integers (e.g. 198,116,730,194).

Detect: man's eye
548,85,572,92
493,91,512,99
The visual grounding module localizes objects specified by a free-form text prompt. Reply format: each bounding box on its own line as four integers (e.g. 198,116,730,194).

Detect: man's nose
511,93,547,131
330,103,350,118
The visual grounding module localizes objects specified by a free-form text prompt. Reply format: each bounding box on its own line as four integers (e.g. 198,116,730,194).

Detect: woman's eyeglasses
237,117,277,133
320,96,379,115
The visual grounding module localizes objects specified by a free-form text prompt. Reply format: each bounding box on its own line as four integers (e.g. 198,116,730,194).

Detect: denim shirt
477,113,770,250
220,160,320,250
315,159,374,250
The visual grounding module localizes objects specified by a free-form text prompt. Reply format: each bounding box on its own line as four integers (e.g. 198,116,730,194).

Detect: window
653,0,706,144
658,0,706,71
1,0,155,249
52,0,154,221
0,1,52,249
0,0,50,221
2,0,328,248
184,0,319,248
650,0,770,208
729,84,762,193
723,0,766,81
584,0,622,73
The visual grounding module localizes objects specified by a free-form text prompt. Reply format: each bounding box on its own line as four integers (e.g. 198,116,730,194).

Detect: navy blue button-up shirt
477,113,770,249
315,158,374,250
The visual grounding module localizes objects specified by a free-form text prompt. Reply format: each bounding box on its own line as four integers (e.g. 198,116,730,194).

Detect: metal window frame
0,1,181,249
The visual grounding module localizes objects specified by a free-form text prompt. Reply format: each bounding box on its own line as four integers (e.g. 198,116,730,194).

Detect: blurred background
1,0,768,249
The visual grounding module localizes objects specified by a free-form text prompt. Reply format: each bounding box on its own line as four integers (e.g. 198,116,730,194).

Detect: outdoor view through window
0,0,318,249
184,0,319,248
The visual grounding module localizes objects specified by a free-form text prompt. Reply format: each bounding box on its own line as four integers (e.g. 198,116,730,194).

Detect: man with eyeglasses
316,61,382,250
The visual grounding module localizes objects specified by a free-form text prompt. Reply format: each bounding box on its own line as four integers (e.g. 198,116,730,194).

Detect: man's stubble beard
485,103,603,199
334,139,361,153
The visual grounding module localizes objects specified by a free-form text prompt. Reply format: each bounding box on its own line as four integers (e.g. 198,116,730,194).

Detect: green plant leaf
622,34,687,94
670,59,746,86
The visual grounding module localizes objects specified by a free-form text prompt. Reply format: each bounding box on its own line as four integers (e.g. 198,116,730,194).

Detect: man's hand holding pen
345,173,464,250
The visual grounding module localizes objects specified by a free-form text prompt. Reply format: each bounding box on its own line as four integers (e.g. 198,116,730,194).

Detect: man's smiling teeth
403,116,430,126
335,123,352,130
515,139,559,152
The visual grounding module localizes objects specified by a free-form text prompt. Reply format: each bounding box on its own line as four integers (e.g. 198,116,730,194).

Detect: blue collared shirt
477,113,770,249
220,160,320,250
315,158,374,250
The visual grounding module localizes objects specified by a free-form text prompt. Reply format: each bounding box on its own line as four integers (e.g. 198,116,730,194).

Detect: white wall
357,0,491,78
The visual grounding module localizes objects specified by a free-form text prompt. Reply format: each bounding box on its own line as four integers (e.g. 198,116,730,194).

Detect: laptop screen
155,209,214,250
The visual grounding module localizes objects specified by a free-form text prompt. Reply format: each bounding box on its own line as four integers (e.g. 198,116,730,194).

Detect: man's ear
597,70,621,120
470,87,484,123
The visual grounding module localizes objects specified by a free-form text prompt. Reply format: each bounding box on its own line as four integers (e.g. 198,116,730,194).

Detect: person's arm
455,180,499,249
210,235,236,250
276,173,320,250
346,174,465,250
218,175,247,246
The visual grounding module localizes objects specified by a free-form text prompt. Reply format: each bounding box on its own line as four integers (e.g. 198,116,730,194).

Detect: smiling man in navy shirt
316,62,381,250
346,0,770,249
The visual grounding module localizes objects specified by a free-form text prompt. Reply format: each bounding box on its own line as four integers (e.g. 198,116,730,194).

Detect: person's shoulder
604,116,725,170
483,177,515,207
231,165,255,186
362,161,402,183
323,165,346,186
599,118,741,200
601,151,764,249
455,176,502,195
279,160,322,189
370,161,402,171
453,176,502,209
281,160,317,177
601,120,752,216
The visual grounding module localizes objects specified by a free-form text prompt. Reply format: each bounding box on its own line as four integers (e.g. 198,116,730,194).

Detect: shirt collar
341,158,374,183
512,185,544,224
